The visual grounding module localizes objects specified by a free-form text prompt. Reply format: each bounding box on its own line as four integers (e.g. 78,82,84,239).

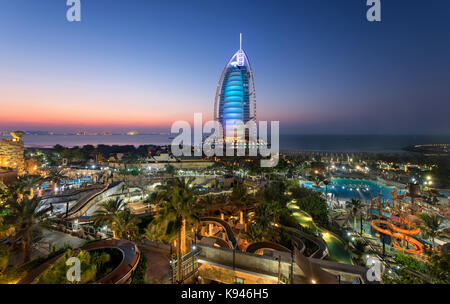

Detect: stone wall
197,245,303,282
198,264,278,284
0,139,25,174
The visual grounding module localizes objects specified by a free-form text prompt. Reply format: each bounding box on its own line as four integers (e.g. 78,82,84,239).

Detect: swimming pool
439,190,450,198
301,178,405,202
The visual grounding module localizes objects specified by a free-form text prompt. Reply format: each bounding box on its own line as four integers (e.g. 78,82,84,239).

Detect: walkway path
138,245,170,283
18,239,140,284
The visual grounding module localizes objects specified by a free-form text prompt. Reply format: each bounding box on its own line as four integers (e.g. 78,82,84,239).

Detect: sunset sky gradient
1,0,449,134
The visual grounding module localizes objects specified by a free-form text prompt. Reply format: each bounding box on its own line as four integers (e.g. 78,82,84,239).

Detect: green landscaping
35,248,122,284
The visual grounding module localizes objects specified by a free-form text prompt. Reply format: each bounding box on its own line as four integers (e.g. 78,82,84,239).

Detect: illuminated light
311,279,317,284
426,176,431,180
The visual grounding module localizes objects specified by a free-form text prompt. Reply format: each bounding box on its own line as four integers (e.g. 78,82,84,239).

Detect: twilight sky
0,0,449,134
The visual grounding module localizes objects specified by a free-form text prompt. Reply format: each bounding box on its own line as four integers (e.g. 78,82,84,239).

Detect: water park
294,174,449,279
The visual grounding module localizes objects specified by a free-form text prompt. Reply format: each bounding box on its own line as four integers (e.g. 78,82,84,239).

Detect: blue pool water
301,178,405,202
439,190,450,198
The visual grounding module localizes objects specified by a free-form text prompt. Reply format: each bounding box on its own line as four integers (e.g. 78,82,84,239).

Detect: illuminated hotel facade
214,34,256,143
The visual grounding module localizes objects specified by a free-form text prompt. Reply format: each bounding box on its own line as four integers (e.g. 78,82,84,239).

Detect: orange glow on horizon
0,88,214,129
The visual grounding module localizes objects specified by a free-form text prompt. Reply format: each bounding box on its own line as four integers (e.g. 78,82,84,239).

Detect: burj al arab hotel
214,34,257,143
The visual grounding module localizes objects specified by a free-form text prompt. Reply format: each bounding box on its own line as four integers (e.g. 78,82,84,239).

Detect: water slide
371,219,423,254
245,241,291,254
63,182,123,220
41,185,104,200
200,217,237,248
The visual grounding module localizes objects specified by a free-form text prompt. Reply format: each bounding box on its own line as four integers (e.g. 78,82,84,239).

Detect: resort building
214,34,256,143
0,132,25,175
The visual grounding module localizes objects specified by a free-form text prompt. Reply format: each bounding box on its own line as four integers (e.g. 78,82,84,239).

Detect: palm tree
347,198,363,234
17,175,43,198
323,179,330,202
350,239,368,265
151,177,200,283
254,202,272,231
112,210,140,241
242,223,264,243
198,194,219,217
1,176,44,251
92,197,126,238
144,191,166,214
230,184,252,222
3,197,50,262
313,175,324,188
44,169,67,191
417,213,442,249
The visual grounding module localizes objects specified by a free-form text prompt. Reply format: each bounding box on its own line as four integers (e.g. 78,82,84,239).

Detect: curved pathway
81,239,140,284
19,239,140,284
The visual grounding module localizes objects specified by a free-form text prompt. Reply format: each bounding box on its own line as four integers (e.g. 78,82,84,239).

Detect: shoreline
2,134,448,154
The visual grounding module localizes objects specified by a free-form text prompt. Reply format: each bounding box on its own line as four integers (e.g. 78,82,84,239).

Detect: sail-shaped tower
214,34,256,142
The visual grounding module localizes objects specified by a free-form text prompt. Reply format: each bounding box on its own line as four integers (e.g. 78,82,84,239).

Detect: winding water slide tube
63,182,123,220
200,217,237,249
371,218,423,254
245,242,291,254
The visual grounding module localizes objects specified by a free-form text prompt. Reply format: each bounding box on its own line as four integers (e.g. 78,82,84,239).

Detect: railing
196,244,294,282
278,273,290,284
169,247,201,283
62,221,113,239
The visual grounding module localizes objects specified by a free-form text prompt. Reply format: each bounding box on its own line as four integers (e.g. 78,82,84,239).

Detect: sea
2,134,449,154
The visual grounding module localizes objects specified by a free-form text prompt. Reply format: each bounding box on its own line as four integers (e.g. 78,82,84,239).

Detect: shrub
35,248,122,284
0,245,9,274
131,254,148,284
395,253,427,273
